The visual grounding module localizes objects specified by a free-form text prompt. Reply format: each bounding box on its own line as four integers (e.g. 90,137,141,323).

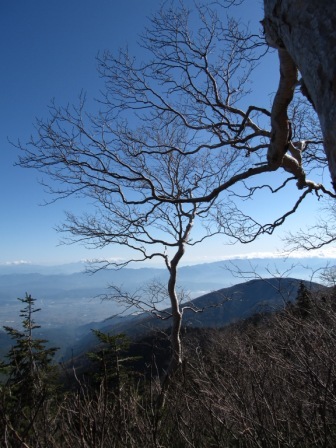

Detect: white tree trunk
263,0,336,188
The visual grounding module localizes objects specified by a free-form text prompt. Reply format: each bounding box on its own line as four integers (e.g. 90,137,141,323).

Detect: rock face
263,0,336,189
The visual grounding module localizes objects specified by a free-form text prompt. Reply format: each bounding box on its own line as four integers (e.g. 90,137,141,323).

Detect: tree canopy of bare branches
17,1,334,384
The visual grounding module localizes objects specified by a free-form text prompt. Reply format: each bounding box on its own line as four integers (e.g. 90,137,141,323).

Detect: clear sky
1,0,334,267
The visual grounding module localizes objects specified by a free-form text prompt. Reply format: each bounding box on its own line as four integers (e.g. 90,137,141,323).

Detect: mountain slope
69,277,324,358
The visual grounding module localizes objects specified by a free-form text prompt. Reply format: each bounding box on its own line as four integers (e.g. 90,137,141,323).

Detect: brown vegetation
2,284,336,447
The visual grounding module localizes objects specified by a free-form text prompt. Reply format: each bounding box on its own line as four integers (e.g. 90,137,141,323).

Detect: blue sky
1,0,334,266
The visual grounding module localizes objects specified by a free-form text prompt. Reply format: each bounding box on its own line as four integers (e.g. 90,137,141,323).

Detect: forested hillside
68,277,321,359
1,282,336,446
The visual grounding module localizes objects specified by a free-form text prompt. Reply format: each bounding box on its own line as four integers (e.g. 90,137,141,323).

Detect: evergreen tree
295,281,313,318
0,294,59,444
1,294,58,402
88,331,138,394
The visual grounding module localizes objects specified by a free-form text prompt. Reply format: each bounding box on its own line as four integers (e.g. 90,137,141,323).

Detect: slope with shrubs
1,283,336,447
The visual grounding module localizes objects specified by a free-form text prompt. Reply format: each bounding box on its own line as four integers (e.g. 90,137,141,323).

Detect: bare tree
17,1,333,386
262,0,336,189
59,140,227,382
286,196,336,252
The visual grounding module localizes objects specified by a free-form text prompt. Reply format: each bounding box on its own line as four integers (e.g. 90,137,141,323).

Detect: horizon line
1,249,336,268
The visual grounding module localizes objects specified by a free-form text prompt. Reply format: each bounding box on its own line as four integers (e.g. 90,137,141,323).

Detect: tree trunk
263,0,336,188
156,246,184,411
165,256,183,383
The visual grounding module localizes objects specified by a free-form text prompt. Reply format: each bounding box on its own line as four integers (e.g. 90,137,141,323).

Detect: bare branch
15,0,333,387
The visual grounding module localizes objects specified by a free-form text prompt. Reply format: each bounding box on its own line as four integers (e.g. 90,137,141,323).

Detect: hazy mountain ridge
62,277,325,360
1,256,333,296
99,277,322,333
1,256,334,276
